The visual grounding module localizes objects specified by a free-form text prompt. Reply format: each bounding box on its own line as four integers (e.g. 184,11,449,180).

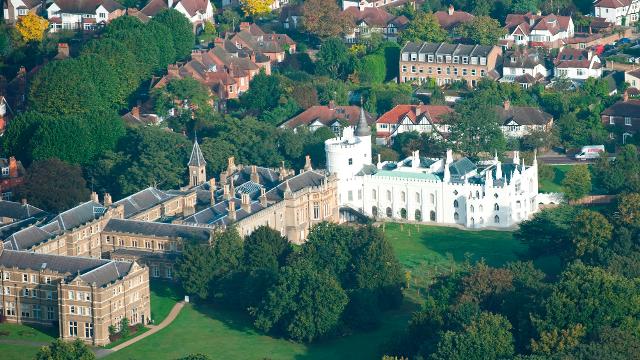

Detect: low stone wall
573,194,616,205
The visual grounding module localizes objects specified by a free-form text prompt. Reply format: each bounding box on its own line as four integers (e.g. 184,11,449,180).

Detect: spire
188,136,206,167
533,149,538,167
283,180,293,199
355,99,370,137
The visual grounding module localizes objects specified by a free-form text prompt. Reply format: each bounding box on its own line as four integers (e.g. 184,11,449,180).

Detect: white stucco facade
326,126,541,228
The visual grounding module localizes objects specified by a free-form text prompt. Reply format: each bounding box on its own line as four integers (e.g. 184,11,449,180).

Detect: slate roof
0,201,44,220
103,218,211,242
265,170,326,202
4,225,54,251
141,0,209,17
188,139,206,167
183,198,266,226
503,49,545,69
280,105,374,129
496,105,553,126
554,48,599,69
401,42,497,57
111,248,179,261
47,201,105,232
113,187,176,218
0,250,132,287
449,158,476,177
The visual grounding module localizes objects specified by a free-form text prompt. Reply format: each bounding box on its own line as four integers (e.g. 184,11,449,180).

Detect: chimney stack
448,4,454,15
8,157,18,178
239,22,251,32
57,43,70,59
104,193,112,207
167,64,179,77
250,165,260,184
131,106,140,119
227,156,236,173
223,184,231,200
228,201,236,221
279,161,288,181
220,171,228,186
90,192,99,203
21,198,27,205
304,155,312,171
328,100,335,110
623,90,629,102
241,193,251,212
503,100,511,110
259,187,267,207
415,105,422,117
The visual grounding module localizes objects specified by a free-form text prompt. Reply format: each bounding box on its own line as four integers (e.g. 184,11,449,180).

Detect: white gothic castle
325,108,540,228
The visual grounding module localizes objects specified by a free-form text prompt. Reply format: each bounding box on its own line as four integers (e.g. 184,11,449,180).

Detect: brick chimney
228,200,236,221
21,198,27,205
191,49,203,62
57,43,70,59
415,105,422,117
167,64,179,77
8,157,17,178
503,100,511,110
131,106,140,119
241,193,251,212
239,22,251,32
104,193,112,207
250,165,260,184
304,155,312,171
223,184,231,200
448,4,454,15
328,100,335,110
623,90,629,102
90,191,99,203
227,156,236,173
214,37,224,48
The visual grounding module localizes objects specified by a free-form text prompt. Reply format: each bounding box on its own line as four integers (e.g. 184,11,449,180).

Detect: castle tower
355,105,372,165
188,137,206,188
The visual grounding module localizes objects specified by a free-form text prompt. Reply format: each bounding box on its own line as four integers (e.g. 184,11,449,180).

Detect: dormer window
1,167,8,176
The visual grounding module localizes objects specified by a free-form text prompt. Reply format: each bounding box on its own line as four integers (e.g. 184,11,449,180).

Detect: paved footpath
95,301,185,359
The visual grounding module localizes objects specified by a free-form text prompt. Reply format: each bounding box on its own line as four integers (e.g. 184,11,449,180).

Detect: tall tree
243,226,292,273
315,37,353,79
253,259,348,342
562,165,591,202
16,159,90,213
446,101,505,159
175,241,215,299
399,12,447,43
302,0,354,38
240,0,273,17
431,312,515,360
570,210,612,261
15,13,48,42
453,16,506,45
150,9,195,61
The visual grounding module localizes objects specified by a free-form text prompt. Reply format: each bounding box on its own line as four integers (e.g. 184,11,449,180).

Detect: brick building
399,42,502,87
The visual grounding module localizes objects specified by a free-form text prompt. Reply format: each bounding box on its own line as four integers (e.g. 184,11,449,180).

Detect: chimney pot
104,193,112,207
8,157,18,178
503,100,511,110
21,198,27,205
448,4,454,15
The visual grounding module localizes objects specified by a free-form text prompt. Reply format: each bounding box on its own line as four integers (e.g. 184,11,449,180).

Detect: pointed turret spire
355,98,371,137
188,136,206,167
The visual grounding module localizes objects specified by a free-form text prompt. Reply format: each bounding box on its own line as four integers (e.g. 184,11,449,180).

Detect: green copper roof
373,170,441,181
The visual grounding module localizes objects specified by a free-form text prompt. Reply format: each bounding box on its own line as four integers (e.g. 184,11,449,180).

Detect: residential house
0,243,150,346
0,200,44,225
343,6,408,43
46,0,125,32
3,0,41,24
399,42,502,87
0,157,25,201
501,12,574,49
375,104,454,145
279,102,374,135
0,96,12,135
341,0,406,10
594,0,639,26
497,100,553,138
625,68,640,88
230,23,296,63
434,5,474,30
222,0,288,11
500,49,548,88
140,0,214,32
152,40,271,106
280,4,303,30
601,92,640,143
554,48,602,81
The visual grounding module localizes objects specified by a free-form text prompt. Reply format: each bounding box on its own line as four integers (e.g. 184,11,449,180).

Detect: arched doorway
372,206,378,218
386,207,392,217
430,211,436,221
415,210,422,221
400,208,407,219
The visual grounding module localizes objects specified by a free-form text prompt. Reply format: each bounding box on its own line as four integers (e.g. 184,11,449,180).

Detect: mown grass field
107,223,527,360
0,322,56,360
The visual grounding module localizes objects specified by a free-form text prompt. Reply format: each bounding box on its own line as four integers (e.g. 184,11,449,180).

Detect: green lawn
539,165,572,193
150,280,183,324
106,223,529,360
0,322,56,360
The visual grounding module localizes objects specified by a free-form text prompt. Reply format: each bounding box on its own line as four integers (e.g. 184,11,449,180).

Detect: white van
575,145,605,160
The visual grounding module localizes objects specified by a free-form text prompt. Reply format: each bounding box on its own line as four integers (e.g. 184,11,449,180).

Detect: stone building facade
0,242,150,346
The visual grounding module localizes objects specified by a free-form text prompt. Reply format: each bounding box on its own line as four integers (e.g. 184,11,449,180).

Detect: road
538,155,590,165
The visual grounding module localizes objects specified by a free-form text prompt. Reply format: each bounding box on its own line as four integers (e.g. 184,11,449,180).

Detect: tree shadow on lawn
188,296,422,360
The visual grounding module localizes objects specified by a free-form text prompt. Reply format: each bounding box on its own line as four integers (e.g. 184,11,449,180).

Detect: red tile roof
280,105,374,129
555,48,599,68
376,104,453,125
594,0,631,8
504,13,571,36
343,6,402,28
434,8,474,30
